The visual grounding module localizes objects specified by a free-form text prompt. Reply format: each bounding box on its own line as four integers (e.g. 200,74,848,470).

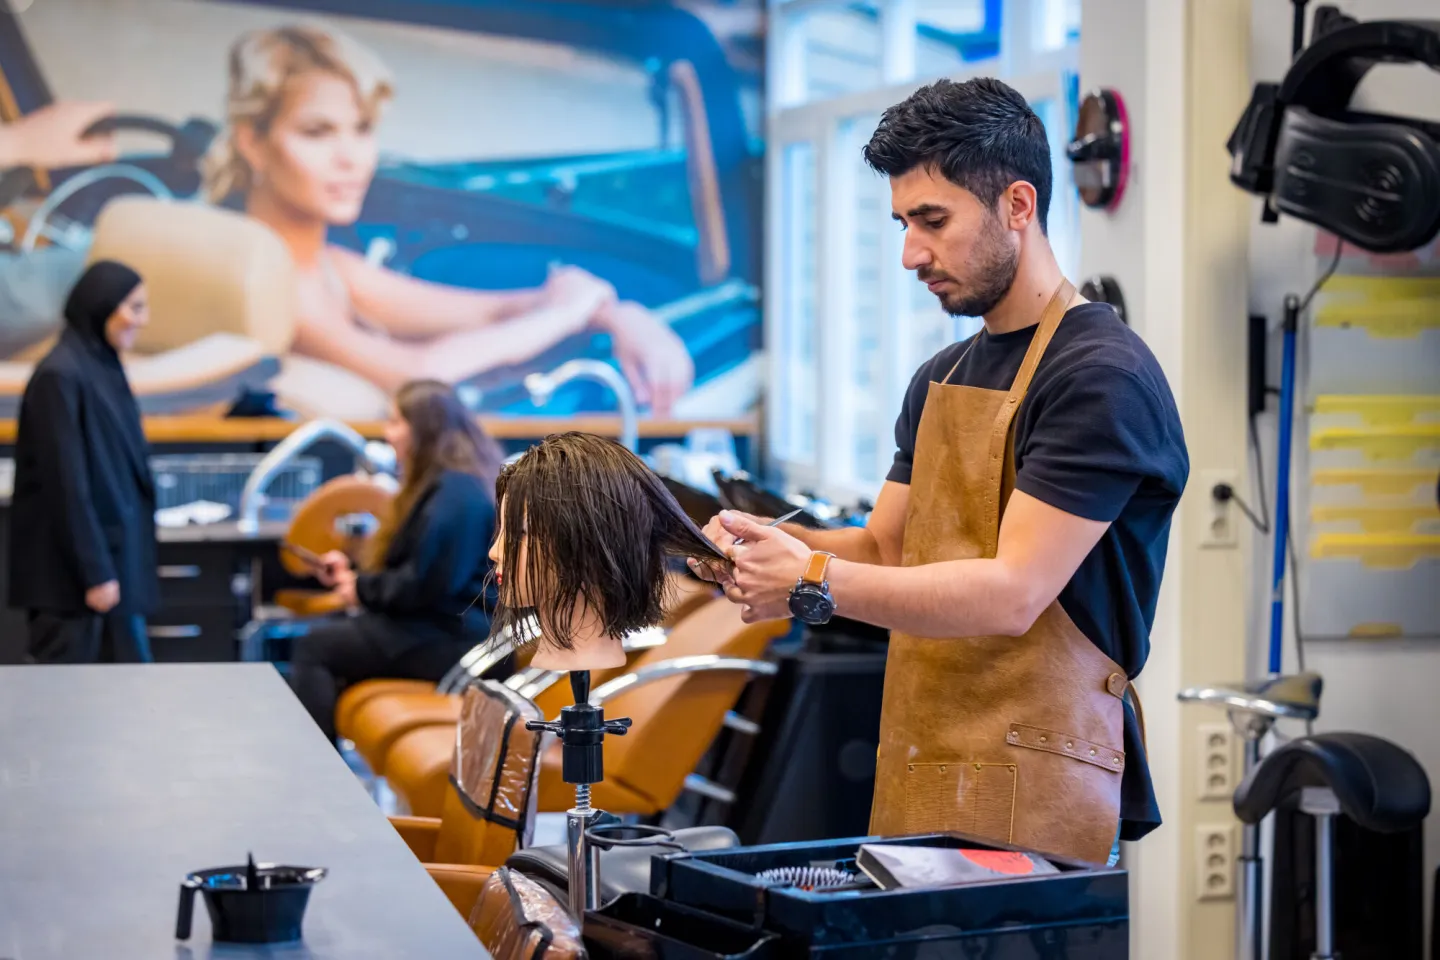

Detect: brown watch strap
802,551,834,585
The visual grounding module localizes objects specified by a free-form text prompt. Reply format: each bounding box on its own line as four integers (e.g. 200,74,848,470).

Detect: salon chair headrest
1233,731,1431,833
504,825,738,904
87,196,297,355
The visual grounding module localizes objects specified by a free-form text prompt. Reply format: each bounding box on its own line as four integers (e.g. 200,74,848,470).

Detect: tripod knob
604,718,632,736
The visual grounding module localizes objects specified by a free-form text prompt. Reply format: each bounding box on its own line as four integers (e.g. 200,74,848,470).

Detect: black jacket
351,469,497,656
9,328,158,617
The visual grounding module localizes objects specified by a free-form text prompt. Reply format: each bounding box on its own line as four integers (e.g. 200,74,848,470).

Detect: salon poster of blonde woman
0,0,763,422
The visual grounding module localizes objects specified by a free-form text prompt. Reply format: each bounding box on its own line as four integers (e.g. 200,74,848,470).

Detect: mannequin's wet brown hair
490,432,730,651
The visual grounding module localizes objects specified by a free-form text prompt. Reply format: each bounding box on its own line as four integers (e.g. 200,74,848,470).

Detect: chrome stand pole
1299,787,1340,960
1234,714,1273,960
566,785,602,917
526,670,631,922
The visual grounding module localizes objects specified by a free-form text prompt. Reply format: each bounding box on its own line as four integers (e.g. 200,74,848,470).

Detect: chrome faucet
237,419,372,533
524,359,639,453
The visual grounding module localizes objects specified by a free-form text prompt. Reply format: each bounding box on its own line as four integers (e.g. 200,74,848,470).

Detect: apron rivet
1065,742,1073,750
1039,736,1047,743
1112,758,1121,765
939,765,946,773
907,764,914,772
1089,748,1097,756
974,763,982,772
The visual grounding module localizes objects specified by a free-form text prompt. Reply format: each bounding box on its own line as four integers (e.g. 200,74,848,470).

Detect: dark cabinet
149,540,250,662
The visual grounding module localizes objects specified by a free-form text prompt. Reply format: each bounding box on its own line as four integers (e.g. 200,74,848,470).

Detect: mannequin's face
488,502,528,601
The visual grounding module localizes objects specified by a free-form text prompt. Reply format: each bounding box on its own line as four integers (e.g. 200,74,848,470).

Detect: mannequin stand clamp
525,670,634,918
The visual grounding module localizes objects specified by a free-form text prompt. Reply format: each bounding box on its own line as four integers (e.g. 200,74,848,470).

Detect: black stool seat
1234,732,1431,832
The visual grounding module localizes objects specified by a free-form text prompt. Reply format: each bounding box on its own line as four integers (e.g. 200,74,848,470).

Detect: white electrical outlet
1198,723,1235,801
1198,469,1241,549
1196,824,1236,901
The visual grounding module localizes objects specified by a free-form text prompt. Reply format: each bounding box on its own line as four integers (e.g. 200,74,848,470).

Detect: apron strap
1128,684,1148,751
1107,671,1149,751
987,279,1076,465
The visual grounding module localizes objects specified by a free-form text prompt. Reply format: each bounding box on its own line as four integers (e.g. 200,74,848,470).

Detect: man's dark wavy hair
863,77,1053,233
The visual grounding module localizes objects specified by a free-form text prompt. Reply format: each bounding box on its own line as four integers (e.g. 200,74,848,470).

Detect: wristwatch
788,551,837,625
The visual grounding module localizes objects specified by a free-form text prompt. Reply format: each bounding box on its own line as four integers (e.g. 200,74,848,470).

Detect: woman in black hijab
9,260,158,663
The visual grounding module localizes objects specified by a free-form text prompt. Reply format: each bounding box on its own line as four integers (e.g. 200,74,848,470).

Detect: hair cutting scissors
732,507,805,545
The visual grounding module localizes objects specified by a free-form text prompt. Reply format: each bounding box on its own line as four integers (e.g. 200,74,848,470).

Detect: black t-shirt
889,302,1188,840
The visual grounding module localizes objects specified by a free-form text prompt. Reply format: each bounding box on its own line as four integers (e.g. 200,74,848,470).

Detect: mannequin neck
527,604,627,671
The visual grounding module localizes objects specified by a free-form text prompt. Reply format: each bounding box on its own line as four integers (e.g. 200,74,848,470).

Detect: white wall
1082,0,1262,956
1245,0,1440,949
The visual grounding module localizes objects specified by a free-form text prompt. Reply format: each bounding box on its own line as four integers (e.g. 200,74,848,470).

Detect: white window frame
765,0,1079,505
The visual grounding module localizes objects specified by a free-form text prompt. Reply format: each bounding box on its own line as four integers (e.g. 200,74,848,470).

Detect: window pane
841,115,887,486
910,273,982,372
916,0,1001,72
775,142,818,464
775,6,883,106
1036,0,1082,52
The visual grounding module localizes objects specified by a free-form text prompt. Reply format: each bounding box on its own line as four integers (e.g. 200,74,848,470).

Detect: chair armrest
389,815,441,861
589,655,778,706
621,626,667,650
424,863,495,920
503,626,670,699
505,666,564,700
436,634,517,695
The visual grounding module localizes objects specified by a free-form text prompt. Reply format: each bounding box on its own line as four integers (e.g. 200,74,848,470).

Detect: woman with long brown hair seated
289,379,505,742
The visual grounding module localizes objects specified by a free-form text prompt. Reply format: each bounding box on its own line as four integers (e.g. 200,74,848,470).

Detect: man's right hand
85,580,121,613
0,102,119,170
689,510,770,585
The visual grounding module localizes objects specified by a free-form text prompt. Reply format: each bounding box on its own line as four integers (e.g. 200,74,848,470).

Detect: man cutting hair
694,77,1188,864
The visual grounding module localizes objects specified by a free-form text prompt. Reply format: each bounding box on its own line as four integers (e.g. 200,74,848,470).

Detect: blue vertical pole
1268,294,1300,676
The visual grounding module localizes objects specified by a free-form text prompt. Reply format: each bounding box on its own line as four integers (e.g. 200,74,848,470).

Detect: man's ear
1001,180,1039,231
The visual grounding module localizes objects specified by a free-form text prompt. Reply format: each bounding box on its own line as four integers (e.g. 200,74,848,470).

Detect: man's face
890,166,1019,318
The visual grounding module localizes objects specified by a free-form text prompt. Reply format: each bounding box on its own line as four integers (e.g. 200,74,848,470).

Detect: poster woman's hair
202,23,394,203
491,432,729,651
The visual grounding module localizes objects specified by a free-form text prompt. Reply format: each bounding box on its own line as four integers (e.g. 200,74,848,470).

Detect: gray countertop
0,663,492,959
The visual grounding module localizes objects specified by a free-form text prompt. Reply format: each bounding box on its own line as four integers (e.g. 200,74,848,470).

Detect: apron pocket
1005,722,1125,773
902,761,1017,842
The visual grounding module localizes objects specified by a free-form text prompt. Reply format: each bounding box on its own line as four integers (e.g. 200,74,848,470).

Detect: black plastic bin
585,893,780,959
648,832,1129,958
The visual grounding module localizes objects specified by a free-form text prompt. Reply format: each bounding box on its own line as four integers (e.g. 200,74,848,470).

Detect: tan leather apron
868,280,1136,865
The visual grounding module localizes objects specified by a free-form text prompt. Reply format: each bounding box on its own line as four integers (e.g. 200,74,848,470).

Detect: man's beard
921,216,1019,318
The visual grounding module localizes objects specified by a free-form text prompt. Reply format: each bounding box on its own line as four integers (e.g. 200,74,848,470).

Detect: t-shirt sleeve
886,362,935,485
1014,365,1178,523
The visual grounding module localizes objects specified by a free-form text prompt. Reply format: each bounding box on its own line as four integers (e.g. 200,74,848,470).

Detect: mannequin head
488,432,728,670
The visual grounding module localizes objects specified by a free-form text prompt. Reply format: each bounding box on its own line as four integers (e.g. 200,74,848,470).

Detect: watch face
789,585,835,625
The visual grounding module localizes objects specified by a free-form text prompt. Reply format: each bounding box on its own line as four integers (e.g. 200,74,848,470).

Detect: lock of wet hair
489,432,731,653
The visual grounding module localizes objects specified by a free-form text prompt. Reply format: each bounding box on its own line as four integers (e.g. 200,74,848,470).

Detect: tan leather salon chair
389,680,544,916
0,197,296,413
386,595,788,821
461,867,585,960
339,574,718,780
272,474,395,617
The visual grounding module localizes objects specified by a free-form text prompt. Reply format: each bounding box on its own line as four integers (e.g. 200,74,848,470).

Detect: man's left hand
718,511,810,623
